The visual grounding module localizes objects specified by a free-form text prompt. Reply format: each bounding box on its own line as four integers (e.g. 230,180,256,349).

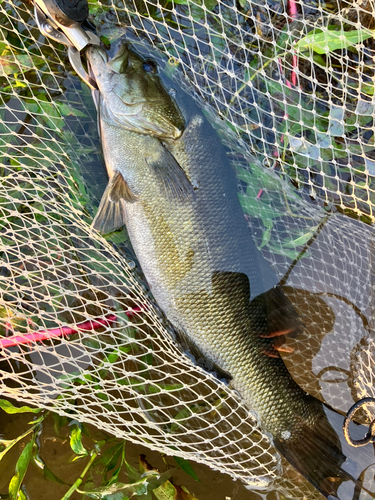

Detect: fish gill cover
0,0,373,499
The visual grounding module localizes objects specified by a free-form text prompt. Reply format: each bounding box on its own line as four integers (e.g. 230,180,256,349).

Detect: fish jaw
86,43,185,140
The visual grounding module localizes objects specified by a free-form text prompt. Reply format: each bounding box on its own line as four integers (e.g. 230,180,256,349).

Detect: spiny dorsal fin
146,147,194,201
92,181,127,235
108,171,138,203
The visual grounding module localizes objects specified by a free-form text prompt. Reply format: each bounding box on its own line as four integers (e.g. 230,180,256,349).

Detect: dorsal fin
108,171,138,203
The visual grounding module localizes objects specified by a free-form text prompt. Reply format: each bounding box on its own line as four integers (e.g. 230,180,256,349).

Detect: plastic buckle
34,0,100,89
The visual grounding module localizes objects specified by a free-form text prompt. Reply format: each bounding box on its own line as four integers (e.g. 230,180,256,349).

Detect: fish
86,42,374,499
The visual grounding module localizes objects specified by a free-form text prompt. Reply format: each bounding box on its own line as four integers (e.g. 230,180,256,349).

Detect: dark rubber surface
44,0,88,26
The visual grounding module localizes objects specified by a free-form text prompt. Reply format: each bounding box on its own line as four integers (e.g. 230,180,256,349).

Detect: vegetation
0,399,200,499
0,0,374,497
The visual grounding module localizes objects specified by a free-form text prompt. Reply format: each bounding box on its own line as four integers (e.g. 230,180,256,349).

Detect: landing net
0,0,374,498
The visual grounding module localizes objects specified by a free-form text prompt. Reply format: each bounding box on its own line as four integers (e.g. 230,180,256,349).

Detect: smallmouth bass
87,43,373,499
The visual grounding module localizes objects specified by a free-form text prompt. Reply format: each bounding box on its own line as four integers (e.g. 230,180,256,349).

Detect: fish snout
86,46,109,81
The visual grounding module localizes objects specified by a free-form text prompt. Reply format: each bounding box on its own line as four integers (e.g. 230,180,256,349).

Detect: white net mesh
0,0,374,498
103,0,375,219
351,338,375,423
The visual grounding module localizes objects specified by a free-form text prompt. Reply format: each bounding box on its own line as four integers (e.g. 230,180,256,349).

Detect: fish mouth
86,45,109,84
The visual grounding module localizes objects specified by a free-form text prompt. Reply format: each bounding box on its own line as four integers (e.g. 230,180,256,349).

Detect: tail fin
274,400,375,500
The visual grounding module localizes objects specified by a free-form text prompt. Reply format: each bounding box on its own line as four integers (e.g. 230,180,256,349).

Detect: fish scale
87,43,373,499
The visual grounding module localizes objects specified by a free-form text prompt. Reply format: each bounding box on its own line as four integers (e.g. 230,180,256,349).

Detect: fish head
86,43,185,139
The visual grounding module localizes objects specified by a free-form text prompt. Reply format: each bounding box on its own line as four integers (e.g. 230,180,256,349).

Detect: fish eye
142,59,158,74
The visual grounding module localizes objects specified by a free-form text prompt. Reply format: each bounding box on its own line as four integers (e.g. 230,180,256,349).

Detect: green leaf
312,53,328,67
0,53,34,75
29,414,46,425
106,465,121,486
0,428,35,461
142,353,153,367
238,191,278,221
0,399,41,414
283,227,318,248
295,28,374,54
104,351,120,365
104,228,129,245
267,241,302,260
55,102,88,118
358,82,374,96
85,467,172,498
203,0,217,9
83,477,153,497
236,165,281,192
18,490,27,500
95,443,122,472
259,221,273,249
148,383,184,394
153,482,199,500
173,457,199,481
170,408,192,433
153,480,176,500
9,437,35,500
69,424,88,456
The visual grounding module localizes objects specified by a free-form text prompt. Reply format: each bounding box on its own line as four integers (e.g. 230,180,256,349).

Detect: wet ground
0,406,270,500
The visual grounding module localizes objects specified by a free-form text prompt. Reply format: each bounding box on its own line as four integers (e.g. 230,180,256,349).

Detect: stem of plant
61,451,98,500
0,428,35,461
228,50,289,109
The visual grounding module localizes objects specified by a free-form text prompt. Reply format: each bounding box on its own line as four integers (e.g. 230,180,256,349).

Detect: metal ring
343,397,375,447
262,157,276,169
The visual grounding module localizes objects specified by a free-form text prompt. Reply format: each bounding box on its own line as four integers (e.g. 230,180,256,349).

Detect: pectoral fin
92,172,136,234
146,148,194,201
108,171,138,203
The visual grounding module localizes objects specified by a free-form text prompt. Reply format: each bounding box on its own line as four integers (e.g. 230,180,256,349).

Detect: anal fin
174,328,232,383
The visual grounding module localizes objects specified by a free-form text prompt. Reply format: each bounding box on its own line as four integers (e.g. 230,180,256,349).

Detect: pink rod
0,303,148,349
289,0,298,18
0,314,118,349
291,54,298,87
288,0,298,87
